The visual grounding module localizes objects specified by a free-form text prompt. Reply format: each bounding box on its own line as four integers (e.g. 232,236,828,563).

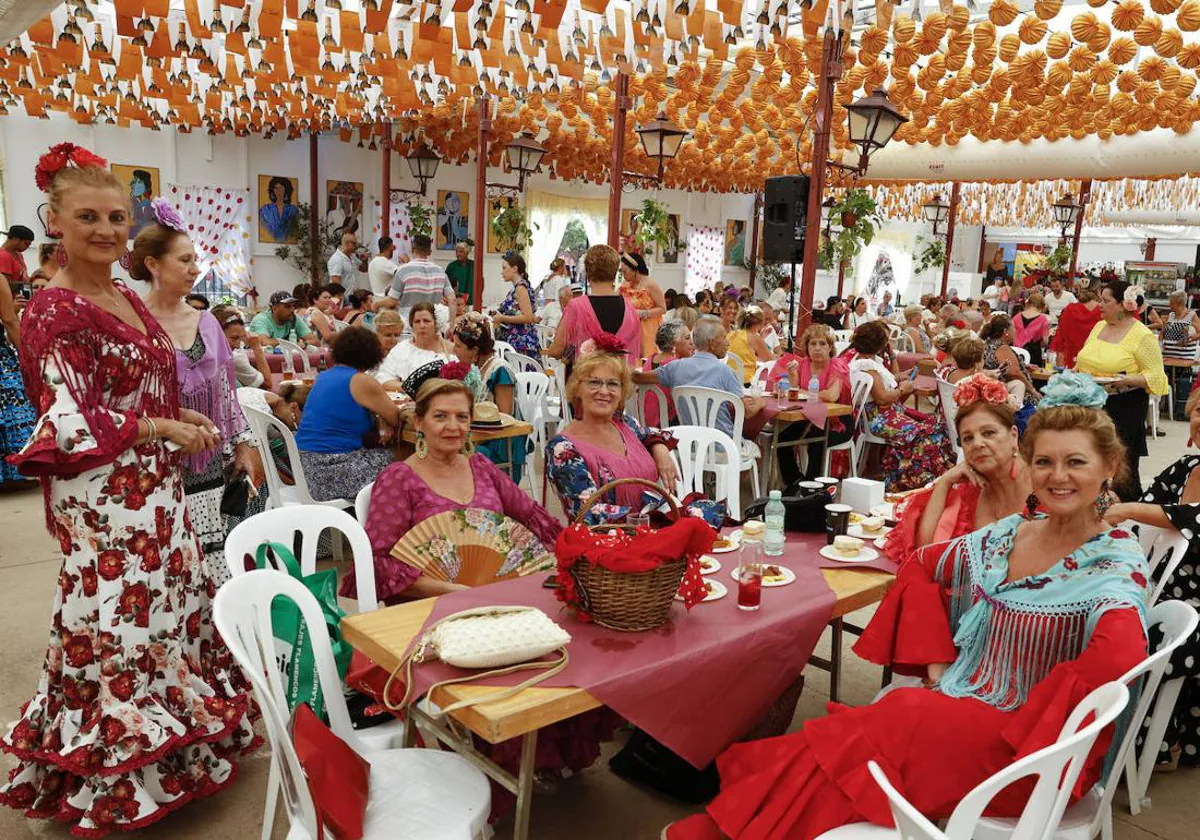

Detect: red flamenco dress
0,287,259,836
672,515,1150,840
882,482,982,563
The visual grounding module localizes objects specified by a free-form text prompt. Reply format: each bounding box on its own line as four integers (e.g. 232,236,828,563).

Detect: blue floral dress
0,334,35,483
496,281,541,359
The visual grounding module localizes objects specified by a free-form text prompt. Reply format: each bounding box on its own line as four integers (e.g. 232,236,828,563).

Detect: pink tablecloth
896,352,924,372
744,397,830,439
265,348,329,373
403,533,842,767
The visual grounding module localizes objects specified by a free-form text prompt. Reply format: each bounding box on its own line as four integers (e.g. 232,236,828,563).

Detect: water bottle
807,375,820,399
318,354,327,372
764,490,786,556
776,375,789,401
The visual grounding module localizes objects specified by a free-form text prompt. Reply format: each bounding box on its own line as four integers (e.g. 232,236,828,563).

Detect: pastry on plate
833,535,864,558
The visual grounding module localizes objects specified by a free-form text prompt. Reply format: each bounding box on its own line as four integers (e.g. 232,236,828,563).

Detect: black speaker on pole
762,175,810,263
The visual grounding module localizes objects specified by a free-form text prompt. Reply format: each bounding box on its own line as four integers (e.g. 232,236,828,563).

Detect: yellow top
1075,320,1169,396
727,329,757,384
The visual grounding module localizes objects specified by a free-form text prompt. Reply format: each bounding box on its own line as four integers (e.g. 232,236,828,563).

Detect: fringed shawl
174,311,249,473
935,514,1150,711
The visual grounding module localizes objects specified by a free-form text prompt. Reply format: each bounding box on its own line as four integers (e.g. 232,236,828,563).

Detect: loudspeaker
762,175,809,262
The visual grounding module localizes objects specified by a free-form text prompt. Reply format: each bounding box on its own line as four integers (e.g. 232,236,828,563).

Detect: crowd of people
0,142,1197,840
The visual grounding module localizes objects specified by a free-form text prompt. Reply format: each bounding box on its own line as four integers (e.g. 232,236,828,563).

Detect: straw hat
471,401,516,430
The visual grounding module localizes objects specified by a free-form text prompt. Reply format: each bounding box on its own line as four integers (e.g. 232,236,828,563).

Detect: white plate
873,537,888,550
847,523,890,540
675,579,727,602
869,504,896,521
731,565,796,587
711,530,742,554
699,556,721,575
819,545,881,564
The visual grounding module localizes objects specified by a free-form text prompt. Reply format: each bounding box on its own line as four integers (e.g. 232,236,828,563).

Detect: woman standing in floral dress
0,145,258,835
492,252,541,359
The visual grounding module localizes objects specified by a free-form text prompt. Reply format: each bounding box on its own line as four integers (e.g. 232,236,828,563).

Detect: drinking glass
627,513,650,531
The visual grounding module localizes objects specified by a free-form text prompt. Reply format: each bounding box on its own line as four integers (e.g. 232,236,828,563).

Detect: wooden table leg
829,618,843,704
512,730,539,840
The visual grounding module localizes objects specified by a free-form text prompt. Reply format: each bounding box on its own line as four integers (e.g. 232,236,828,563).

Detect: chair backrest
936,376,963,460
849,369,874,417
507,351,544,375
1132,523,1191,604
493,340,515,359
833,329,852,344
625,382,670,428
867,761,950,840
240,404,319,508
892,331,916,354
753,360,774,387
1012,345,1031,366
944,681,1129,840
672,385,746,440
224,504,379,612
669,425,741,514
355,480,373,524
214,570,364,840
515,371,551,446
834,340,850,356
722,353,746,384
277,338,312,375
536,324,555,349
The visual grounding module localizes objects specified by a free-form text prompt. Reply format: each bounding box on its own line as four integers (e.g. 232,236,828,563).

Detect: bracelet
145,417,158,441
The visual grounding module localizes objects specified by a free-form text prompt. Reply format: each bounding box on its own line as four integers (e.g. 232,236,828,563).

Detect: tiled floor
0,421,1194,839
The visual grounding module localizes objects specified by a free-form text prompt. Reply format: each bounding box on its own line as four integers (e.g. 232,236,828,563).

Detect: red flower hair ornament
953,373,1017,411
35,143,109,193
438,361,471,381
580,332,625,356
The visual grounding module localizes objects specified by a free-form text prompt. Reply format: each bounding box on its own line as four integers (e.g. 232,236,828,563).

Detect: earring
1024,492,1040,519
1093,479,1113,520
54,244,67,269
118,251,132,271
461,432,475,455
415,431,428,459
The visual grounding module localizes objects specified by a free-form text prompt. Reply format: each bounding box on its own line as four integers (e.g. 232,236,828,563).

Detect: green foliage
633,198,672,254
491,203,539,253
914,235,946,275
742,254,790,292
275,202,332,282
406,202,433,238
1045,243,1073,275
823,188,882,269
558,218,590,255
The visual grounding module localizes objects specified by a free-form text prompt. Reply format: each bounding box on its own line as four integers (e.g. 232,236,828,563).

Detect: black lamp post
389,141,441,199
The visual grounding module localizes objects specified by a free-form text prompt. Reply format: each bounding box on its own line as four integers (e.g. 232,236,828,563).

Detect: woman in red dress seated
884,373,1031,563
665,372,1150,840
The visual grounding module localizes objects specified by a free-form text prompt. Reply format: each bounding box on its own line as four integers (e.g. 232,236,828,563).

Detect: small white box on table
839,478,884,514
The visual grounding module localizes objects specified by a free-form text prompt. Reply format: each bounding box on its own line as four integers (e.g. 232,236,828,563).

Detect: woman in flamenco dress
665,372,1151,840
0,145,258,836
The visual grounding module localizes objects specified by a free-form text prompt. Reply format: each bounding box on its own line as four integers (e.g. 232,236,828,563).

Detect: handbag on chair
290,703,371,840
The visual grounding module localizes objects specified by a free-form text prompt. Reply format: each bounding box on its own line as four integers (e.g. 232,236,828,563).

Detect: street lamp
623,112,689,189
1052,192,1080,240
922,193,950,236
389,141,441,200
504,132,547,190
844,87,909,174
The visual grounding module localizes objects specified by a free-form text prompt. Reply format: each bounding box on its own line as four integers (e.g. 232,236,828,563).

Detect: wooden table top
399,418,533,445
773,402,854,423
341,566,892,744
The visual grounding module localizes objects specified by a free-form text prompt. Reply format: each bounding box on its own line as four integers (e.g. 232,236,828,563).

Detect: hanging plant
1044,243,1073,276
274,202,334,282
406,202,433,238
914,235,946,275
632,199,673,255
491,203,538,253
823,189,883,269
742,255,790,292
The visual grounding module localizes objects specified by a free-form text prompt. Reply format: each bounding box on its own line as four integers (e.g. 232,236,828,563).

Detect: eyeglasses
584,378,623,393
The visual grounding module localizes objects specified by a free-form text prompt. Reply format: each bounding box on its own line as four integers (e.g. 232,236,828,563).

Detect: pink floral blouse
344,453,563,602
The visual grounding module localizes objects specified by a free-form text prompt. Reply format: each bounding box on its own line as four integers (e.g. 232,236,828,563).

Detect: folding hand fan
389,509,556,586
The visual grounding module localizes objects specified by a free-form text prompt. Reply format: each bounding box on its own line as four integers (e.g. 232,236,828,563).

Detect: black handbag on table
741,488,829,533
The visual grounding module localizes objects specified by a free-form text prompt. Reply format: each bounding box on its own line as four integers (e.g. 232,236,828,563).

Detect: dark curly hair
850,320,890,356
330,325,384,371
454,312,495,355
979,313,1012,342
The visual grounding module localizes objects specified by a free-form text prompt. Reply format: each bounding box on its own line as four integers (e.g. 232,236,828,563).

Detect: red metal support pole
1067,178,1092,284
380,124,391,240
473,97,489,311
977,223,988,273
748,192,762,289
309,132,320,286
940,180,961,297
837,261,845,297
798,29,842,334
607,72,629,250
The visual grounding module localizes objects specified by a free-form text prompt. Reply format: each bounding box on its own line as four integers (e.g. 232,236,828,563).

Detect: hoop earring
55,245,68,269
1093,479,1113,520
1024,493,1040,519
118,251,132,271
415,431,428,459
461,433,475,455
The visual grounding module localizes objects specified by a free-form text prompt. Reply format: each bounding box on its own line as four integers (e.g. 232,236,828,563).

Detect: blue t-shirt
295,366,374,454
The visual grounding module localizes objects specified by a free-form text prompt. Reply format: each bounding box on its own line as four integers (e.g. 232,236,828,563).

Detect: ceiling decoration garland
4,0,1200,194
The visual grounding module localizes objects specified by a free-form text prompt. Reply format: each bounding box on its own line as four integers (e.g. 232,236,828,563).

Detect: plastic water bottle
764,490,786,556
808,375,820,399
776,375,789,401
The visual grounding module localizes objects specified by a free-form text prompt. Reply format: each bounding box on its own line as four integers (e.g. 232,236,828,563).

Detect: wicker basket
568,478,686,633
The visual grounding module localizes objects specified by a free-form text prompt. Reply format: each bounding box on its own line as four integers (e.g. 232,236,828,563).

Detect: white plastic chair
625,382,670,428
1131,523,1191,605
507,351,544,374
936,375,964,462
673,385,761,509
849,370,889,474
493,339,515,359
752,360,774,388
816,682,1130,840
1012,345,1031,366
974,601,1198,840
536,323,555,349
277,338,313,376
833,329,852,344
835,340,850,356
669,425,742,517
239,405,353,514
355,481,374,524
722,353,746,384
214,571,491,840
515,371,552,501
891,331,916,354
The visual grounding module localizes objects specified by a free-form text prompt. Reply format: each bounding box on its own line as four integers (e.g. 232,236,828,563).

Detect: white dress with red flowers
1,287,257,837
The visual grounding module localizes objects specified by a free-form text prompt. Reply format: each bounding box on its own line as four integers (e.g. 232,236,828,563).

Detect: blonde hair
737,307,765,330
566,352,634,406
951,334,985,369
373,310,405,331
1020,405,1129,485
47,165,126,215
583,245,620,285
1186,387,1200,419
1026,291,1046,312
1170,290,1189,307
413,379,475,418
903,304,924,321
799,323,836,357
676,306,699,329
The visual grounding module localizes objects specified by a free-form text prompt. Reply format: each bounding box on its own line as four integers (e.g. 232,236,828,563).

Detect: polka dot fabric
685,225,723,298
168,185,254,298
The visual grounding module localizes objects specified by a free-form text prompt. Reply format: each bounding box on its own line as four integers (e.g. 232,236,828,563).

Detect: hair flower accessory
952,373,1011,409
35,142,108,192
151,198,186,232
580,333,625,356
1123,285,1145,312
438,361,471,381
1037,371,1108,411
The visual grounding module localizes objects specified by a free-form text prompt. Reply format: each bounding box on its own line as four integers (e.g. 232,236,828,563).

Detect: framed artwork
435,189,470,250
257,174,301,244
326,180,363,239
487,195,518,254
661,213,681,263
111,164,160,239
724,219,747,266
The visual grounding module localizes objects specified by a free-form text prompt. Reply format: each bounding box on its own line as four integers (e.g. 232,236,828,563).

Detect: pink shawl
560,295,641,366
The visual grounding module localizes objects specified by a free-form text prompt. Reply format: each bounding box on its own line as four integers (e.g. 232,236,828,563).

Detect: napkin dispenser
840,478,885,514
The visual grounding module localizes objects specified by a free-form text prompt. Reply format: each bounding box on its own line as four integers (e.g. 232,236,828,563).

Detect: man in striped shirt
387,233,455,331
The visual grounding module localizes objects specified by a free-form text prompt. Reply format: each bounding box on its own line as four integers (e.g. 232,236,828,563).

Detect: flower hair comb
151,198,186,232
35,143,108,193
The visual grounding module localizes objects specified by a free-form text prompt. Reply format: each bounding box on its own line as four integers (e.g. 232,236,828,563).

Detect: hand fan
389,509,556,586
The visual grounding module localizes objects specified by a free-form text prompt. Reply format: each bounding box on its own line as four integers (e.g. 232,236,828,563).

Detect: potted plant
914,235,946,276
822,189,883,270
275,202,333,281
632,199,673,256
491,203,538,253
406,202,433,239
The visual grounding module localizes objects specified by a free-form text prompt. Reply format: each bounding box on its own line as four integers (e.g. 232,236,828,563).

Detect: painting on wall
724,219,747,266
326,180,363,239
112,164,160,239
487,195,518,254
257,174,301,244
661,213,681,263
435,189,470,250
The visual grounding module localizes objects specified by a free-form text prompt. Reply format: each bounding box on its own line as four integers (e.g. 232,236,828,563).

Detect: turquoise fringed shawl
934,514,1150,712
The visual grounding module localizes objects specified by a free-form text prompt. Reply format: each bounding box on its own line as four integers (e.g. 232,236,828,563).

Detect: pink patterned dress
1,286,257,837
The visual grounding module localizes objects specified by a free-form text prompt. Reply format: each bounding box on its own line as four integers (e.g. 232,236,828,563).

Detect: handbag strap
381,607,570,717
255,541,303,578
